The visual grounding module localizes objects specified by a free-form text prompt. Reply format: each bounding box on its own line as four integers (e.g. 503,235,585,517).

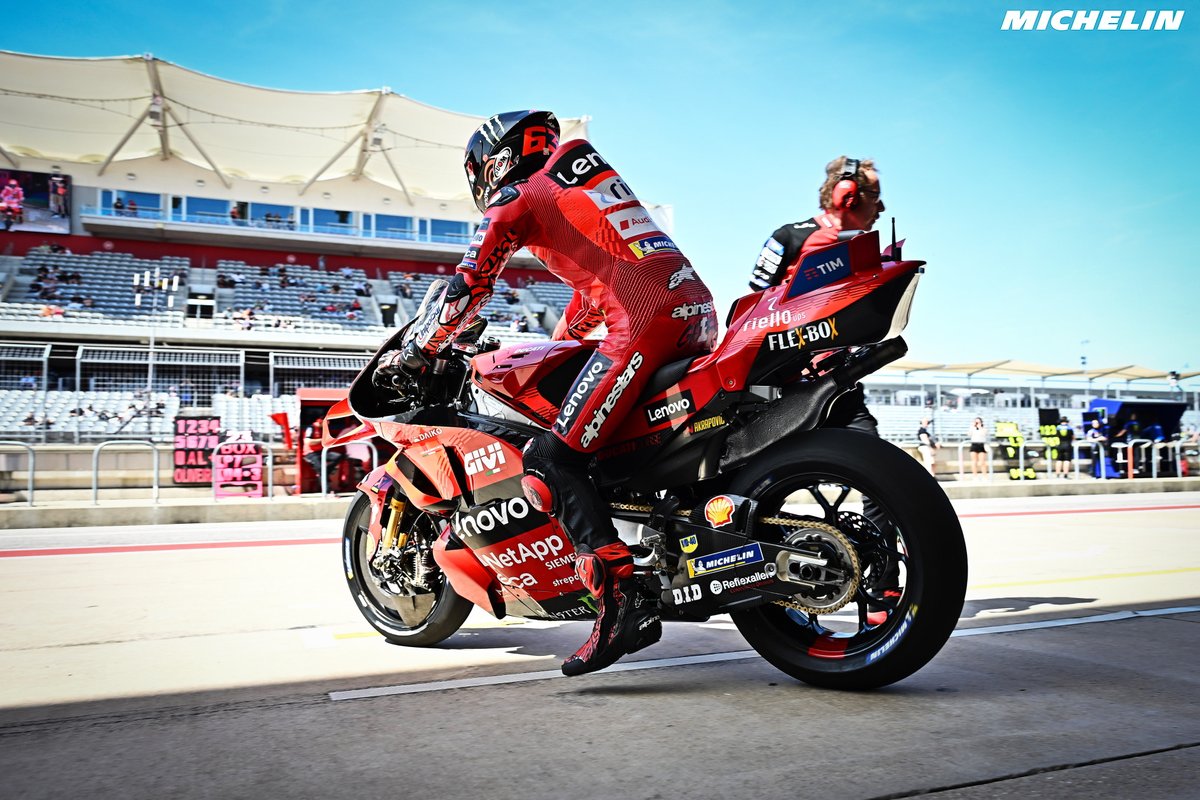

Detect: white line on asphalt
327,604,1200,702
949,605,1200,636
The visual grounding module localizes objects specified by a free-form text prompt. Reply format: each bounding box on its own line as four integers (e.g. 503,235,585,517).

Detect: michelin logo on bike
687,542,764,578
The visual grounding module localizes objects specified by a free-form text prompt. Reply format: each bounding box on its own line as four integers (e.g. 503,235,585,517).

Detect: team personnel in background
1054,416,1075,478
747,155,896,624
375,111,718,675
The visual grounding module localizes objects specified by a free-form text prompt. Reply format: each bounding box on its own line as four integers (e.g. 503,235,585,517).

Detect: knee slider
521,433,583,517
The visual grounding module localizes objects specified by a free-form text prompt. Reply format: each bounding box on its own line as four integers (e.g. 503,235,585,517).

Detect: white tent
0,51,589,202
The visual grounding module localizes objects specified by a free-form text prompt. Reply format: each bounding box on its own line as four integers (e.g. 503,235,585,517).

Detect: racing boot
562,542,662,677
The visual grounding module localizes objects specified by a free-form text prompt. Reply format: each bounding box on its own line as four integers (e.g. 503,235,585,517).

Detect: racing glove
372,341,430,391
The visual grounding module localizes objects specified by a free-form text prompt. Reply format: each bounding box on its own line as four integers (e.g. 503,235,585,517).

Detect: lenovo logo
644,390,694,427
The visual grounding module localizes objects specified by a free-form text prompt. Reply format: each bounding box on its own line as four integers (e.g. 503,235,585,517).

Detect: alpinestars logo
580,352,643,447
668,264,696,290
671,301,714,320
1002,9,1183,30
464,442,506,476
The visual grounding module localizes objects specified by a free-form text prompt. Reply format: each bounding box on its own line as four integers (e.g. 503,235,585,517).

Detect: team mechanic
375,111,718,676
749,156,899,625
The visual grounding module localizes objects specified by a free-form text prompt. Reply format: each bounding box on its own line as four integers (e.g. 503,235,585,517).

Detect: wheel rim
348,498,448,632
747,470,916,660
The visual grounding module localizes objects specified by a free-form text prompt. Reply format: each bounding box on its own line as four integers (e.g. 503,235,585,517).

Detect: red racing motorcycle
328,230,967,689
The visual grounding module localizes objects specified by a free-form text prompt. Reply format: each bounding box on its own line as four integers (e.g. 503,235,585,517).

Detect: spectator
917,417,938,476
230,206,240,223
1054,416,1075,478
113,197,126,216
127,199,138,217
968,417,988,478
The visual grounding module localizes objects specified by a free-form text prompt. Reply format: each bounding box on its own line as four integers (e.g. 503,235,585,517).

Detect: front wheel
728,428,967,689
342,491,472,646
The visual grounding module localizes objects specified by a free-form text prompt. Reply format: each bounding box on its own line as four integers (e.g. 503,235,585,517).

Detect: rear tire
342,491,472,646
728,428,967,689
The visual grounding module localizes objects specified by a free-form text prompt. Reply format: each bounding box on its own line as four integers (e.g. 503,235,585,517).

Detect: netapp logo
644,390,694,427
1002,9,1184,30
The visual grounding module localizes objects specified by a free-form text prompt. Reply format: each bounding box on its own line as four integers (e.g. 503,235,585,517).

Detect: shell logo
704,495,735,528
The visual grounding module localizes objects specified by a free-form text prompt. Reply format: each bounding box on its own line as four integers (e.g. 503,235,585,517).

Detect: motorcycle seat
638,355,698,402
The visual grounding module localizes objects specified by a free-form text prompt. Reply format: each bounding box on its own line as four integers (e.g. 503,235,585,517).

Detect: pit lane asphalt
1,493,1197,799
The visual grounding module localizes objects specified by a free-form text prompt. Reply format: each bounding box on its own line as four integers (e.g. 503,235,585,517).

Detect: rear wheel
342,491,472,646
728,428,967,689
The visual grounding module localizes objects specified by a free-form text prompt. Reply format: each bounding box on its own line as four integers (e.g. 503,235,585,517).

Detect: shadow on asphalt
962,596,1095,617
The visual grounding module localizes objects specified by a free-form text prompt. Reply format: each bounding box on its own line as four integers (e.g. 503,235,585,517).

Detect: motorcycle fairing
744,268,920,385
354,463,396,548
716,233,923,389
320,398,376,448
471,340,597,427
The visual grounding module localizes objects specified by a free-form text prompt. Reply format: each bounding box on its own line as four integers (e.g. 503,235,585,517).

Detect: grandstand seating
0,389,180,440
527,280,574,313
216,259,378,330
1,250,188,329
211,393,296,437
391,271,551,343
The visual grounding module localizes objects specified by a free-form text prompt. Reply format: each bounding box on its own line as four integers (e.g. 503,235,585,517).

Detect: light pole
1080,339,1090,403
133,268,178,433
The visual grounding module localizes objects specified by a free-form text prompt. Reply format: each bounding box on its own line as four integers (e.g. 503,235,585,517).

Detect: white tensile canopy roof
887,359,1199,383
0,51,589,202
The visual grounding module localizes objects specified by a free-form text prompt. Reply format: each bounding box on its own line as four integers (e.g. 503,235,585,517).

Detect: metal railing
0,440,36,506
210,439,275,501
320,440,379,496
955,440,996,480
92,440,160,505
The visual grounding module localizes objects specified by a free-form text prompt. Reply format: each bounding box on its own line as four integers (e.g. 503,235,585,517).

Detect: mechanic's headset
831,157,862,210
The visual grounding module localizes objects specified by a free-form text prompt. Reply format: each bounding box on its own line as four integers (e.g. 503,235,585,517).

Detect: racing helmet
464,111,559,212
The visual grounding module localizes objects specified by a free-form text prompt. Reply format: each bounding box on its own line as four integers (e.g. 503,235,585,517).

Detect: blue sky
9,0,1199,375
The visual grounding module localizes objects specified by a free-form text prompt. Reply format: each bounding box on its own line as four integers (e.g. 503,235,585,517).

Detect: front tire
728,428,967,689
342,491,472,646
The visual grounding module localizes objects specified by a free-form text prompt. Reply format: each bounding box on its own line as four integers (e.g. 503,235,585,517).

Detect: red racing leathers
417,139,717,455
